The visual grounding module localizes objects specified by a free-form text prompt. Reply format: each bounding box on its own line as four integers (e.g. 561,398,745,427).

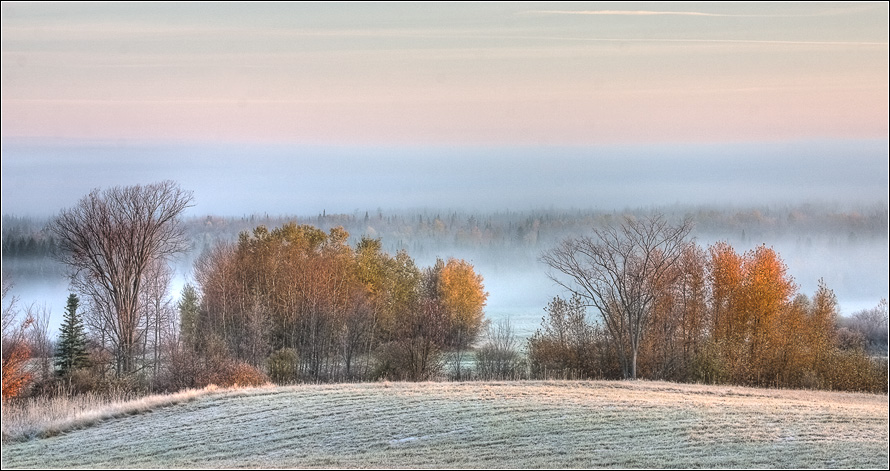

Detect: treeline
3,220,486,397
184,204,890,265
2,198,887,400
169,223,487,388
529,237,888,393
6,222,885,399
4,203,887,263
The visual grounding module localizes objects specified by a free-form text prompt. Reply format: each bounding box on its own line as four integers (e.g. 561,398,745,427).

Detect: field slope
2,380,887,468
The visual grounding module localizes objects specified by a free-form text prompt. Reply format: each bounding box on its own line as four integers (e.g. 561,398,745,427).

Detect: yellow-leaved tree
437,258,488,379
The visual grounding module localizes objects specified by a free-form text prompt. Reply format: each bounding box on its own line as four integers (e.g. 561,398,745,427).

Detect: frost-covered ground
2,380,887,469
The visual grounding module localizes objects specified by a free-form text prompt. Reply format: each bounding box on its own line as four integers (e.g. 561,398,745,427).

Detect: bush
33,343,149,397
65,368,105,395
159,334,231,391
372,340,442,381
160,357,269,391
799,369,824,390
212,362,268,388
818,350,888,393
474,319,525,380
475,344,524,380
267,348,299,384
526,295,622,380
689,341,730,385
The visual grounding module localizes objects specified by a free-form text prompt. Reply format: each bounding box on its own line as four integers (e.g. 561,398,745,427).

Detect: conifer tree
55,293,89,376
178,283,200,350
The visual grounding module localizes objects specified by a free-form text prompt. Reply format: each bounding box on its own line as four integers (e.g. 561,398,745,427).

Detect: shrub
213,362,268,388
1,342,32,400
160,334,240,391
689,341,730,385
266,348,299,384
475,344,524,380
474,319,525,380
818,349,888,393
526,295,622,380
372,340,442,381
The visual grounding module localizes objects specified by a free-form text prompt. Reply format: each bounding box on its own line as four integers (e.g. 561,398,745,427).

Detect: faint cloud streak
520,5,884,18
522,10,735,17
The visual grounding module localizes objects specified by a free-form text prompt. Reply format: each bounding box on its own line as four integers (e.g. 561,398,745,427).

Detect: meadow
2,380,887,469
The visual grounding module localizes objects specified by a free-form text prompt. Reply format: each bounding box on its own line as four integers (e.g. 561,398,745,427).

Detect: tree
437,257,488,379
56,293,90,377
140,257,176,383
2,277,34,400
528,294,608,379
50,181,193,377
439,258,488,345
196,223,376,381
849,299,889,355
395,264,451,381
26,303,53,383
541,213,693,379
177,283,201,350
807,279,838,361
475,318,522,380
707,243,797,385
641,243,710,381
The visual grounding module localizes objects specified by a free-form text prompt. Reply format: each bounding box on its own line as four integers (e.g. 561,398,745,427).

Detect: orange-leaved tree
708,243,797,386
2,278,34,400
741,244,796,384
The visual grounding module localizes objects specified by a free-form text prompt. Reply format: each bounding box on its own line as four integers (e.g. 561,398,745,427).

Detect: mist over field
1,137,887,337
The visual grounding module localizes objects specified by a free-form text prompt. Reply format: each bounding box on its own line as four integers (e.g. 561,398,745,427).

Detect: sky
2,2,888,146
1,2,888,216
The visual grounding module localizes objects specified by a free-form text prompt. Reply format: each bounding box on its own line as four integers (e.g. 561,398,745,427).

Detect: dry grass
1,384,239,443
1,380,887,469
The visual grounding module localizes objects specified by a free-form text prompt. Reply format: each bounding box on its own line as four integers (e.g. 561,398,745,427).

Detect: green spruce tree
55,293,90,376
178,283,201,350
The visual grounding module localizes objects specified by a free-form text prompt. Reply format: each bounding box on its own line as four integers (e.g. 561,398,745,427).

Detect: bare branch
541,213,693,379
49,181,193,377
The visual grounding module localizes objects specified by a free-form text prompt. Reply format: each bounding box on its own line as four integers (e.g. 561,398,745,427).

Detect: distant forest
4,202,888,272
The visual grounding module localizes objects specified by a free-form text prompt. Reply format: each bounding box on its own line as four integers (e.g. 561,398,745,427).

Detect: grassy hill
2,380,887,468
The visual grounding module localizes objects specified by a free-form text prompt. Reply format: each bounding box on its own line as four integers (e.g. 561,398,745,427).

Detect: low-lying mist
2,138,886,335
4,204,887,338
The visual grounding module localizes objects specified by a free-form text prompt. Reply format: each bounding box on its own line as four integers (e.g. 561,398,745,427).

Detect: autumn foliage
533,239,887,393
2,281,34,400
185,223,487,384
2,337,32,400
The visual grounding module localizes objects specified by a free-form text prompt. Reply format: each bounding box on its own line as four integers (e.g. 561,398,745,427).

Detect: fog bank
2,139,886,217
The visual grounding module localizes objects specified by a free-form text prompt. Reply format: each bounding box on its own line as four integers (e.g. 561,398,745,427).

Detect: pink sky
2,2,887,145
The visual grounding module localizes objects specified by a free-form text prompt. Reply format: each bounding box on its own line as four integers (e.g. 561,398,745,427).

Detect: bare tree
475,317,522,380
849,299,889,356
527,294,607,379
50,181,193,377
541,213,693,379
26,303,54,382
139,257,176,383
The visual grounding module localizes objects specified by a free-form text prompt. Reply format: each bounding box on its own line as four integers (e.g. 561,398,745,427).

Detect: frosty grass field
2,380,887,468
